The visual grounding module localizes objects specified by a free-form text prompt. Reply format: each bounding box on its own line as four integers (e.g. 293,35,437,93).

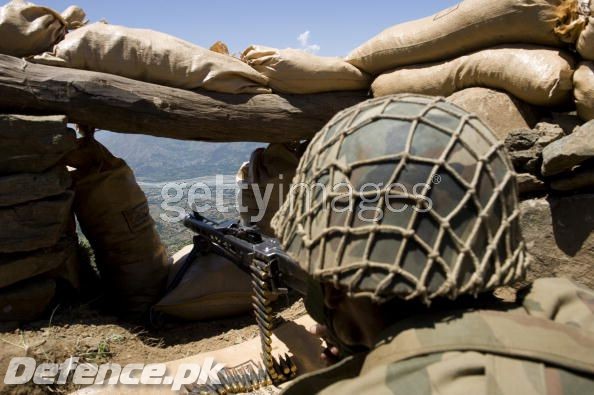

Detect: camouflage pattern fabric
272,94,530,304
282,278,594,395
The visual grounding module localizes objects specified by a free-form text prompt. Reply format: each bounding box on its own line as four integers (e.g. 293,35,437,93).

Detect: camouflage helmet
272,94,530,303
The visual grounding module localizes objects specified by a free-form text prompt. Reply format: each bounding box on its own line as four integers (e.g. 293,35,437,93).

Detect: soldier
272,95,594,394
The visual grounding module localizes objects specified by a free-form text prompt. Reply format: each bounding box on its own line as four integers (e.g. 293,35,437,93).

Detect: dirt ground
0,300,307,395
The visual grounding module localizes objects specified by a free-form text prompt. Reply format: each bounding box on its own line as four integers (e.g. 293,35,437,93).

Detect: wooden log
0,166,71,207
0,55,368,143
0,192,74,253
0,114,77,175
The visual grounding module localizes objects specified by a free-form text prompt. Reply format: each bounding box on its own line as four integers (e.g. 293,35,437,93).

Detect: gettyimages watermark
3,357,224,390
158,174,442,223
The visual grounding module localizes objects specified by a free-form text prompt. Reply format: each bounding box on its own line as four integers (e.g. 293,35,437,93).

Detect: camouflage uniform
283,278,594,394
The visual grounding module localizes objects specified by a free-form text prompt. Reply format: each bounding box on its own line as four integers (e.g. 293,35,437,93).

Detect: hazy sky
41,0,459,57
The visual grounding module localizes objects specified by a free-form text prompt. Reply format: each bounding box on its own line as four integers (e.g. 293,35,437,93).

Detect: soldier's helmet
272,94,530,303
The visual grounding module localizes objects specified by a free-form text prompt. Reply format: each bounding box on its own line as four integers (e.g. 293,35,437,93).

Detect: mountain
96,131,263,182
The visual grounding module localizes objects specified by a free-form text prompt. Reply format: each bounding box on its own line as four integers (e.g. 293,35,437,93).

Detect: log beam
0,55,368,142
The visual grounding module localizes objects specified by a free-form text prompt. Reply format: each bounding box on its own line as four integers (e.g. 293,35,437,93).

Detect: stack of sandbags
348,0,594,118
242,45,370,94
371,46,575,107
347,0,585,74
67,137,169,315
0,0,87,57
31,22,271,94
0,114,79,322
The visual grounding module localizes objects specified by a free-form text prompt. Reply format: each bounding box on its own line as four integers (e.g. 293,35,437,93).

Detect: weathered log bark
0,55,368,142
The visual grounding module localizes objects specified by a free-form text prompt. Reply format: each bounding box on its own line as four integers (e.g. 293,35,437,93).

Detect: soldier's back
284,278,594,395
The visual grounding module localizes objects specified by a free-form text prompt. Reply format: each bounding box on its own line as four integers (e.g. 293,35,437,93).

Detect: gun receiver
183,211,308,389
183,211,308,297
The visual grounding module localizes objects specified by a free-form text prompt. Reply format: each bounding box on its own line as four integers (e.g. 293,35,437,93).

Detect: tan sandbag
69,138,168,314
0,238,76,289
60,5,87,29
0,0,68,57
372,45,575,107
447,88,539,140
574,61,594,121
0,166,71,207
347,0,585,74
238,144,300,236
0,114,77,175
0,192,74,254
31,22,271,94
154,245,252,321
242,45,371,94
0,277,55,322
578,17,594,59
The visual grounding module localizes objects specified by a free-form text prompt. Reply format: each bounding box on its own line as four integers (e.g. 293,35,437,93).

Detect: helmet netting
272,94,530,303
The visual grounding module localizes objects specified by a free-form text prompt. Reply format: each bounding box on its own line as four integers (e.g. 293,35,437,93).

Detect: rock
0,115,77,175
550,165,594,191
448,88,539,140
517,173,546,195
520,195,594,289
0,278,56,322
532,122,565,145
0,166,71,207
505,123,565,176
0,238,77,289
0,192,74,253
505,129,540,151
540,112,582,134
542,120,594,176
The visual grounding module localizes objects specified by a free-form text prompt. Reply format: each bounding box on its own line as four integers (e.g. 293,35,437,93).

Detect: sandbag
447,88,539,140
577,17,594,60
0,0,68,57
574,61,594,121
32,22,271,94
0,277,55,322
0,166,71,207
0,192,74,254
347,0,585,74
242,45,371,94
0,238,76,289
372,45,575,107
69,138,168,314
60,5,87,29
154,245,252,321
238,144,301,236
0,114,77,175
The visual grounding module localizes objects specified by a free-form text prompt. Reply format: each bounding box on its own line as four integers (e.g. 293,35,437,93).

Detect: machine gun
180,211,309,388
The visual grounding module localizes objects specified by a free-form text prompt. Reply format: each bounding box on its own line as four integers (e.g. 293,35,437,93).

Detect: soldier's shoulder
320,350,594,395
520,277,594,331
